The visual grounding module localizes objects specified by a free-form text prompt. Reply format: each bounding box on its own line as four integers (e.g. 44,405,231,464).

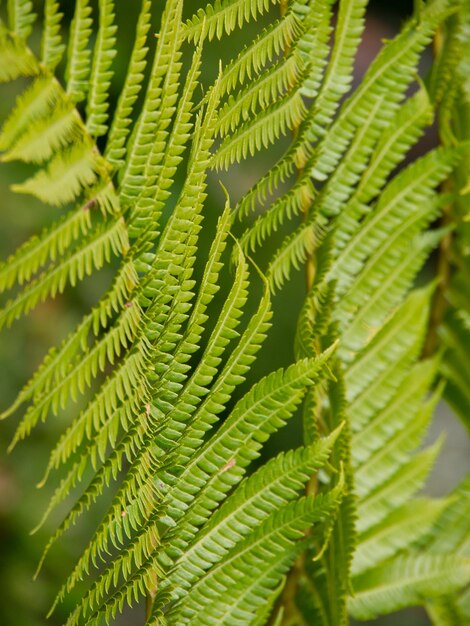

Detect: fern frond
356,439,443,535
232,0,364,221
36,418,155,586
7,0,36,41
213,88,307,171
51,249,262,608
1,1,469,624
167,430,342,597
296,0,335,101
129,23,207,248
168,491,344,625
184,0,278,42
241,0,454,288
60,343,333,624
441,252,470,432
350,554,470,620
339,231,443,355
268,218,320,291
303,359,357,626
243,89,390,263
22,304,143,468
47,208,232,597
352,358,439,467
11,143,107,205
333,88,434,254
216,51,304,138
119,0,184,205
41,0,65,70
332,146,461,300
265,130,456,294
240,175,315,255
160,278,272,469
12,334,149,454
86,0,117,137
306,0,367,141
65,428,339,622
0,205,92,293
0,74,62,151
2,102,82,164
428,9,465,106
0,218,128,332
105,0,152,167
160,351,335,528
344,285,434,400
58,292,326,620
1,259,138,421
310,0,454,184
0,22,38,81
422,479,470,626
46,252,258,612
214,7,303,98
65,0,94,103
310,92,392,220
352,499,449,576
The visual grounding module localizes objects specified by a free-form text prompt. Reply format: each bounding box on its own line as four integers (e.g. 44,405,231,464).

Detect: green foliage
1,1,470,625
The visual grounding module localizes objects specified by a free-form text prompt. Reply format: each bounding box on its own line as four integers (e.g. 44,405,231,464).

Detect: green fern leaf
184,0,279,42
352,498,449,576
0,22,38,81
105,0,152,167
41,0,65,69
167,490,344,625
350,553,470,620
65,0,93,103
7,0,36,40
85,0,117,137
11,143,106,205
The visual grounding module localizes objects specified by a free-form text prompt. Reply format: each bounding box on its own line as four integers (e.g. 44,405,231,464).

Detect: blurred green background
0,1,468,625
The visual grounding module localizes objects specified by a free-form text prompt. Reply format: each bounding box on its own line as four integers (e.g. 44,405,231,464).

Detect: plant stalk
273,3,318,624
424,26,454,357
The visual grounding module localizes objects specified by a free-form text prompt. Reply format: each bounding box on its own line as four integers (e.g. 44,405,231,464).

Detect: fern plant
1,0,470,624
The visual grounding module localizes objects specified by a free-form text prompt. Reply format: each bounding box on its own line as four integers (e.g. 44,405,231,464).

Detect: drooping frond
0,217,128,332
11,143,106,205
0,75,65,154
0,204,93,293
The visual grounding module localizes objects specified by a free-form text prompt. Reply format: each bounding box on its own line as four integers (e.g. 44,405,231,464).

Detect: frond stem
268,552,307,626
274,5,317,624
423,193,452,357
424,27,454,357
